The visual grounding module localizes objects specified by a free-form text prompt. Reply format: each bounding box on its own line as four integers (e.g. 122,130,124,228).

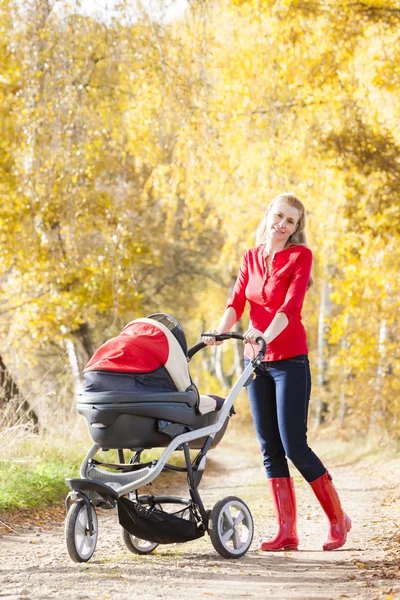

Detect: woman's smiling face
266,200,300,244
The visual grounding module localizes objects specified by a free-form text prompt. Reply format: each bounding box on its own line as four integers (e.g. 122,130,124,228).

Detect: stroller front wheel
65,499,98,563
121,527,159,555
209,496,253,559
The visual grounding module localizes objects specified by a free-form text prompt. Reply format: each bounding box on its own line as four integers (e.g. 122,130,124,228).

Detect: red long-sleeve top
226,243,312,362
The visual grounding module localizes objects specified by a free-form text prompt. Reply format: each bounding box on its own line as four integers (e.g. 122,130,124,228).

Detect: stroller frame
65,333,266,562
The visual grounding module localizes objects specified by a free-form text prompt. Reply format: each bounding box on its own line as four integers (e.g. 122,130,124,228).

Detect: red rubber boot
259,477,299,551
310,471,352,551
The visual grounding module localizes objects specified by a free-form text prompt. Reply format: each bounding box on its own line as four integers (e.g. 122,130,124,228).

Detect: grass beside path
0,459,79,511
0,423,188,514
0,421,399,513
0,433,86,512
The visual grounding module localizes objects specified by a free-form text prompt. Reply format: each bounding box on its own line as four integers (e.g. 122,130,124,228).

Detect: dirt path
0,434,399,600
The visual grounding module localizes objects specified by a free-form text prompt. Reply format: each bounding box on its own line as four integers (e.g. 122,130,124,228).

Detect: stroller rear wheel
120,499,162,555
65,499,98,563
209,496,253,559
121,527,159,555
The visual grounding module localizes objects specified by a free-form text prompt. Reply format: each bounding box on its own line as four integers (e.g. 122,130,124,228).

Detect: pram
65,314,266,563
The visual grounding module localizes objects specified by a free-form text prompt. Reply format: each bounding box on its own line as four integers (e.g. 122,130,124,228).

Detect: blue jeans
245,356,326,482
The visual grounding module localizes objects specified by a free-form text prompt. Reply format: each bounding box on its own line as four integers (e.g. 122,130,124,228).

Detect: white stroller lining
198,395,219,415
125,318,191,392
123,319,219,417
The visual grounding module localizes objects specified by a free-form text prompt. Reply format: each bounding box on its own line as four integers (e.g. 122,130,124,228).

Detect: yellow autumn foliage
0,0,398,436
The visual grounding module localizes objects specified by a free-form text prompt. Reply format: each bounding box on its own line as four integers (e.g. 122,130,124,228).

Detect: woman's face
265,200,301,244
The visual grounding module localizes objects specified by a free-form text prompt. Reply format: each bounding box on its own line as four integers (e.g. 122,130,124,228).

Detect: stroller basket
117,497,205,544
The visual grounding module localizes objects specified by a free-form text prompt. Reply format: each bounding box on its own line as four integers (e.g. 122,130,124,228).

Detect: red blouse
226,243,312,362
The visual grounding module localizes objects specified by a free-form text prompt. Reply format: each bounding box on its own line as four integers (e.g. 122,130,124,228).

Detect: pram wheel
65,499,98,563
120,498,162,555
121,528,159,555
209,496,253,559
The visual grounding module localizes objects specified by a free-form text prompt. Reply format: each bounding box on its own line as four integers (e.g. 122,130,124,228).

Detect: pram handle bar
188,332,267,361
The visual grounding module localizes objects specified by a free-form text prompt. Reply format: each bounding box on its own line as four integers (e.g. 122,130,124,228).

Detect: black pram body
78,315,228,450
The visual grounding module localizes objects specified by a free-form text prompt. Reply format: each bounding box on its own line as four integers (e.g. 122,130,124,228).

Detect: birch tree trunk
339,363,347,426
65,338,84,397
59,321,85,399
369,319,387,430
339,321,351,425
314,277,332,427
213,320,244,388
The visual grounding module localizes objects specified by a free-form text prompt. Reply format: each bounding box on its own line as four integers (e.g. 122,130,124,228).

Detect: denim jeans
245,355,326,482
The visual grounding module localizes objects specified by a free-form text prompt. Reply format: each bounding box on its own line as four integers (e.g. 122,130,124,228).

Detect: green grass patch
0,459,80,511
0,427,189,512
0,430,87,511
0,422,398,512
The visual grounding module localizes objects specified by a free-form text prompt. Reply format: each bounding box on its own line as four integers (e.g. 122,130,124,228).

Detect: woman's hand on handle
244,327,268,346
201,329,224,346
202,307,238,346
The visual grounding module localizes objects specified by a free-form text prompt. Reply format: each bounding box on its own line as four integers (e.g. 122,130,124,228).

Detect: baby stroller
65,314,266,563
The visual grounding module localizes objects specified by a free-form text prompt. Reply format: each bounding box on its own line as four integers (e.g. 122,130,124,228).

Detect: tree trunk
369,319,387,430
64,338,84,397
213,320,244,389
214,345,233,389
0,354,39,430
339,332,349,425
314,277,332,427
232,320,244,379
72,321,94,370
200,318,216,376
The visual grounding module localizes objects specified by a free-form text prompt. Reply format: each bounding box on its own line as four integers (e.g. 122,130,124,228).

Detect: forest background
0,0,399,511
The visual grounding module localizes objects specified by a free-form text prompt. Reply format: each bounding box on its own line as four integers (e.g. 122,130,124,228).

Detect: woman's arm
263,312,289,344
217,306,238,333
202,307,238,346
244,312,288,345
277,247,312,322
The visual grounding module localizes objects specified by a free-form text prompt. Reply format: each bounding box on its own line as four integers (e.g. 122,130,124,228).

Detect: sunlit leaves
0,0,398,434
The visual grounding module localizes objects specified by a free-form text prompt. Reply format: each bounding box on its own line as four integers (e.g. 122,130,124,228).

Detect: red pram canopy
84,315,223,415
84,317,192,393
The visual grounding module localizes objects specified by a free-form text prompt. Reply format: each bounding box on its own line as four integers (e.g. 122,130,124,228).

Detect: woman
203,193,351,552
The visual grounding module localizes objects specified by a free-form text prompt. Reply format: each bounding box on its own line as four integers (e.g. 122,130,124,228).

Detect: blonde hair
256,193,313,287
256,193,308,247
